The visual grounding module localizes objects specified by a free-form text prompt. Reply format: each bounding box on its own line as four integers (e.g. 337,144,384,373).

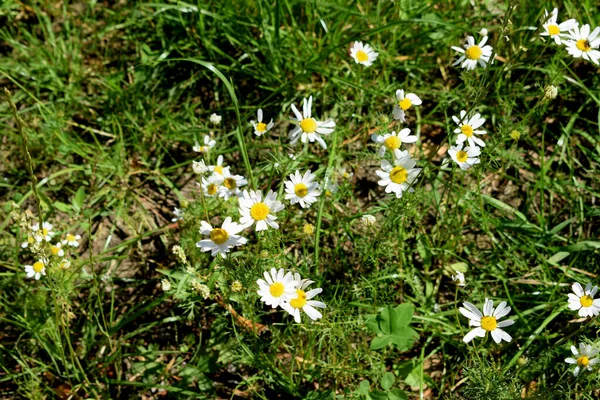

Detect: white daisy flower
459,298,514,344
31,222,54,242
161,278,172,292
567,282,600,318
448,143,481,170
49,242,65,257
24,259,47,280
193,135,216,154
350,41,378,66
565,24,600,65
540,8,578,45
452,35,493,70
21,234,37,249
284,170,321,209
251,109,274,136
565,343,600,377
256,268,297,308
392,90,422,122
375,152,421,199
200,177,221,197
196,217,247,258
208,155,230,180
289,96,336,149
452,110,487,148
324,182,338,197
216,170,247,200
371,129,418,158
452,271,466,286
192,160,208,175
62,233,81,248
282,277,326,323
209,113,222,125
172,207,184,222
238,189,285,231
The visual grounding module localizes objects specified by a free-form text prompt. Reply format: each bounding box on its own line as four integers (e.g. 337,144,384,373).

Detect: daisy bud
510,130,521,141
361,215,377,227
172,245,187,264
161,278,172,292
209,113,222,125
192,281,210,299
303,223,315,235
544,85,558,100
479,28,488,36
192,160,208,175
231,280,243,292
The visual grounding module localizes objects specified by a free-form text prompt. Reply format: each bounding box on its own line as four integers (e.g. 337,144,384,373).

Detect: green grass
1,0,600,398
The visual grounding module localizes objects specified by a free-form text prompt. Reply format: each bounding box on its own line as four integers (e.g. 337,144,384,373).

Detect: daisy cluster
20,220,81,280
540,7,600,65
178,105,335,322
257,268,326,323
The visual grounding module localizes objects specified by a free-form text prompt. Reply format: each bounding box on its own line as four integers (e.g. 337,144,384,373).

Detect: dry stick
5,88,43,225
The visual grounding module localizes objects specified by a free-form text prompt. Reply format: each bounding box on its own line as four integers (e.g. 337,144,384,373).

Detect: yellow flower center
465,45,482,60
356,50,369,62
294,183,309,198
50,245,61,255
27,236,35,243
199,146,207,152
269,282,285,298
209,228,229,245
214,165,224,175
300,118,317,133
250,202,270,221
207,183,218,196
33,261,45,273
576,39,591,52
224,177,237,190
399,98,412,111
303,223,315,235
42,228,49,236
547,24,560,36
66,234,76,242
256,122,267,132
461,124,474,137
580,295,593,307
289,289,307,309
510,130,520,140
577,355,590,367
480,316,497,332
384,135,401,150
389,166,408,184
456,150,468,163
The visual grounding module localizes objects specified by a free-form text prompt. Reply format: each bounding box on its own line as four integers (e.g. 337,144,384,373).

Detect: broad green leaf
73,186,85,211
358,380,371,395
368,390,388,400
381,372,395,390
391,326,418,351
370,336,392,350
393,304,413,327
53,201,72,213
388,389,408,400
366,317,381,334
378,306,395,335
449,261,468,273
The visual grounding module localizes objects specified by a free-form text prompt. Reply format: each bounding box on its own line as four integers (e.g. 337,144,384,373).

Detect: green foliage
366,304,419,351
1,0,600,398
